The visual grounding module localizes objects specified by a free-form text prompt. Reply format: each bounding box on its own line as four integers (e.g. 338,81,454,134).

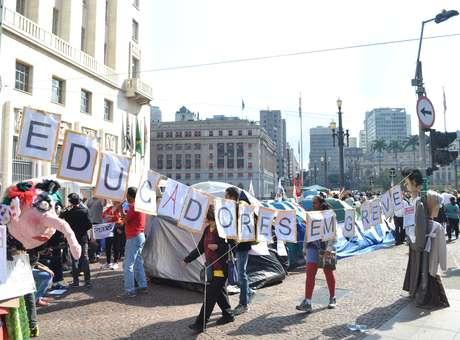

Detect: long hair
314,195,329,211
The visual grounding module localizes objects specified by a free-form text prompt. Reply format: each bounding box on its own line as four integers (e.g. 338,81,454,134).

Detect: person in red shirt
102,201,123,270
122,187,148,297
183,205,234,333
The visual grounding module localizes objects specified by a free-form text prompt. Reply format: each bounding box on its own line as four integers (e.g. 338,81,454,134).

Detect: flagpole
443,87,447,133
299,94,303,187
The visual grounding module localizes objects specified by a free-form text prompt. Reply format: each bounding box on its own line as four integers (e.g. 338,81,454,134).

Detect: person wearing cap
60,193,93,288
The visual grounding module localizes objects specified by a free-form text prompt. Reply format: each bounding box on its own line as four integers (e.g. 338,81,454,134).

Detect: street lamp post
332,98,349,189
320,152,331,188
411,9,458,195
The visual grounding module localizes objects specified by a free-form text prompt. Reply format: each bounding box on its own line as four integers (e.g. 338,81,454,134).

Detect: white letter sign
215,198,238,239
391,185,404,212
361,201,372,230
57,130,98,184
18,108,60,161
95,153,131,201
238,204,256,242
370,199,382,226
342,209,355,238
380,191,394,220
305,211,324,242
257,207,277,242
274,210,296,243
135,170,161,215
322,210,337,241
158,179,189,220
178,189,211,233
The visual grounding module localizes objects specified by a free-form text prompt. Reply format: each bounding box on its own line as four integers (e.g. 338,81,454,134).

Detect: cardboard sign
360,201,372,229
178,189,211,233
158,178,189,220
403,205,416,228
214,198,238,240
0,254,36,301
370,199,382,226
391,185,404,212
322,210,336,241
238,204,256,242
342,209,355,238
305,210,330,242
17,108,61,161
380,190,394,220
95,153,131,201
93,223,115,239
135,170,161,215
274,210,297,243
0,225,6,283
257,207,277,242
57,130,98,184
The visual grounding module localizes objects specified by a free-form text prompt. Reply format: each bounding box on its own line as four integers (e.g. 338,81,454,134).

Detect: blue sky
144,0,460,168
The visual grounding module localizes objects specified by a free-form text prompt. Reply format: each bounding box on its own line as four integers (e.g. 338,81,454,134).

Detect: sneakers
84,282,92,289
188,322,204,333
216,315,235,325
124,291,137,298
233,304,248,316
296,299,312,313
30,326,40,337
137,287,148,294
69,281,80,288
101,263,111,270
328,297,337,309
111,263,118,270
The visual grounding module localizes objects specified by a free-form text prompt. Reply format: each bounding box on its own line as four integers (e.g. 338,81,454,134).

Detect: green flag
135,117,143,156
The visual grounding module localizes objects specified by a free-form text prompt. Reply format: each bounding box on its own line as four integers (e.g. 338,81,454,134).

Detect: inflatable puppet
0,179,81,259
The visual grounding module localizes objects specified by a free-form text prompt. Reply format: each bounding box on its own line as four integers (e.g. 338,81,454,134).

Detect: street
36,240,460,339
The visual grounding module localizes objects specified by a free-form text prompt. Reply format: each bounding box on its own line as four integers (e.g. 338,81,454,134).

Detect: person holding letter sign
297,195,337,313
183,205,234,333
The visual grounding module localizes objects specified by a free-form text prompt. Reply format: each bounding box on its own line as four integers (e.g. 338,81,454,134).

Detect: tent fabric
302,185,329,192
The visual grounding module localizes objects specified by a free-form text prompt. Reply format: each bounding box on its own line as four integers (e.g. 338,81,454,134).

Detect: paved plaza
37,241,460,339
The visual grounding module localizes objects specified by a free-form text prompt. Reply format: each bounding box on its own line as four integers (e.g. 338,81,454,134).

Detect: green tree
387,140,403,168
372,139,387,175
403,135,419,168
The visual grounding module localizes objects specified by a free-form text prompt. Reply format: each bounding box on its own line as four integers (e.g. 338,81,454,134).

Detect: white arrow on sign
416,96,435,128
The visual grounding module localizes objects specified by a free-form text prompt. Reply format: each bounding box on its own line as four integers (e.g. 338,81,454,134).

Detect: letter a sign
57,130,98,184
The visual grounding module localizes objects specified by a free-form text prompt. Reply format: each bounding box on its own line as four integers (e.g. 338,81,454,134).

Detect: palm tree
403,135,419,167
371,139,386,175
387,140,403,168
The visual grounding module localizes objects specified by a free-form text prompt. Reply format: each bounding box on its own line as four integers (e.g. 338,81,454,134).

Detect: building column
86,0,105,60
61,0,83,46
1,101,14,188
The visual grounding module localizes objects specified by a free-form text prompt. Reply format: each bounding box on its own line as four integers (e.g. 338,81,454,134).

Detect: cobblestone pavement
37,241,460,340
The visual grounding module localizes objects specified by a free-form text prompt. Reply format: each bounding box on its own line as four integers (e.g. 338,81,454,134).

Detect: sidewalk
365,288,460,339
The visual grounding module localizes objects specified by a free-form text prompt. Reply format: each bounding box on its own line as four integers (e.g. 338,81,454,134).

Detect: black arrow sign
421,107,432,116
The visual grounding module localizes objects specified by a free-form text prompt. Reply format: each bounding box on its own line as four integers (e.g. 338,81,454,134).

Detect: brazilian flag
135,117,143,156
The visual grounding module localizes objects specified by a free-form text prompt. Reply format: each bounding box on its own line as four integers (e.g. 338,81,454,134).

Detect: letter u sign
95,152,131,201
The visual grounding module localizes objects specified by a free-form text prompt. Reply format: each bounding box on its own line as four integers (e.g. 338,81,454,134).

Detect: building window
104,99,113,121
228,173,233,178
16,0,26,15
12,137,32,182
176,173,182,180
209,130,214,137
175,144,182,150
195,173,201,179
185,173,191,180
209,163,213,169
237,159,244,168
194,143,201,150
166,154,173,169
176,154,182,169
194,154,201,169
184,144,191,150
194,130,201,137
248,130,253,136
52,7,60,35
185,130,192,137
175,131,182,138
218,130,223,137
132,20,139,42
185,154,191,169
157,155,163,169
248,172,253,178
218,173,223,178
133,0,140,9
156,132,163,138
228,130,233,136
248,162,253,169
238,130,242,136
209,173,214,179
166,131,173,138
80,89,91,113
209,144,213,150
209,153,213,159
131,57,139,78
248,152,252,158
217,143,225,168
15,61,31,93
165,144,173,150
238,173,244,178
156,144,163,150
248,143,252,149
51,77,64,104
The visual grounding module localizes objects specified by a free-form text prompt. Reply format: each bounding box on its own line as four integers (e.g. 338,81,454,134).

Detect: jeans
23,292,37,329
195,275,232,325
123,233,147,293
447,218,459,239
236,250,250,306
32,269,53,301
71,242,91,284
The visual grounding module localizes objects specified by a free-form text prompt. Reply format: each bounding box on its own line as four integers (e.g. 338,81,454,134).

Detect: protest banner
95,153,131,201
0,225,6,283
390,185,404,212
158,178,189,220
135,170,161,215
361,201,372,229
178,188,211,233
305,210,337,242
274,210,297,243
0,254,36,301
342,209,355,238
214,198,238,239
57,130,98,184
238,204,256,242
380,190,394,220
257,207,277,242
370,199,382,226
322,210,336,240
17,108,61,162
403,205,415,228
93,223,115,239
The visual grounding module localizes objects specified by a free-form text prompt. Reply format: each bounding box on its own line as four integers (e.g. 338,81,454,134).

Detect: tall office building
309,124,339,186
0,0,152,191
349,137,358,148
364,108,410,146
150,116,277,198
150,105,162,125
359,130,367,150
259,110,287,181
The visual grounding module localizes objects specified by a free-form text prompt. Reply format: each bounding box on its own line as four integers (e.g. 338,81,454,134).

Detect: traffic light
429,130,458,173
